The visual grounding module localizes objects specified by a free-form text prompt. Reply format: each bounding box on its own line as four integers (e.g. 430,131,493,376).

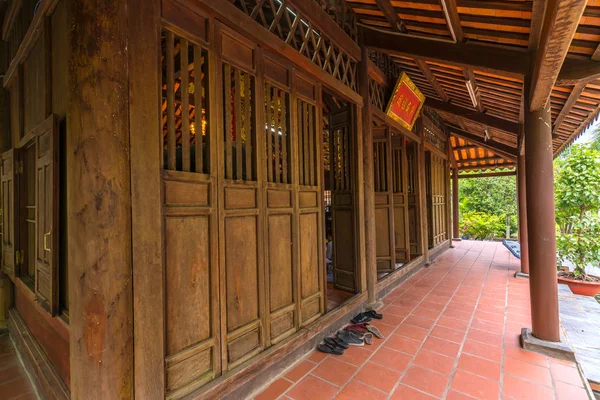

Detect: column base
520,328,575,362
452,238,462,242
514,271,529,279
366,300,384,311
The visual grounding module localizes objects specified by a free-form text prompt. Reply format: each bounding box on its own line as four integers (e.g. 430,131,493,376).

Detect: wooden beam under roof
448,128,518,160
463,68,483,112
528,0,545,51
457,171,516,178
374,0,407,33
556,58,600,85
439,0,464,43
529,0,587,111
425,98,519,135
552,81,586,132
415,59,449,101
362,27,529,78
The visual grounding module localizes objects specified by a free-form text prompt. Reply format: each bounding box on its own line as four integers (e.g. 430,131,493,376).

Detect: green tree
555,144,600,279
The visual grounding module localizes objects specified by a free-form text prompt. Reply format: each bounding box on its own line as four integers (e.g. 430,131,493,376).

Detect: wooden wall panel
299,212,319,300
267,214,293,312
23,38,47,135
373,130,394,273
392,137,410,263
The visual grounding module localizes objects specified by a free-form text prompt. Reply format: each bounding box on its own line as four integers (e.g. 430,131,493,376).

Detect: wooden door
373,127,394,273
330,108,357,292
296,85,324,327
33,115,59,315
1,149,15,281
428,153,447,247
217,27,266,371
406,143,420,257
161,30,221,396
392,136,410,263
263,74,296,344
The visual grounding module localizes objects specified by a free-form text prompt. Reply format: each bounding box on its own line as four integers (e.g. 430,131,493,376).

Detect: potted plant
555,144,600,296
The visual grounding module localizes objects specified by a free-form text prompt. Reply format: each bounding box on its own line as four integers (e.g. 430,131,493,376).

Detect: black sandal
324,337,349,349
351,312,372,324
317,343,344,355
365,310,383,320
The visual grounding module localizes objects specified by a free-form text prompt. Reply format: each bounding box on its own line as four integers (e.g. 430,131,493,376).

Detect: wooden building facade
0,0,599,399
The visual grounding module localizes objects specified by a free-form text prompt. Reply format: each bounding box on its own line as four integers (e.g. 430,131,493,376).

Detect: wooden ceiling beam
415,59,449,101
449,128,518,160
463,68,484,112
556,58,600,85
528,0,545,51
552,81,586,133
457,171,516,178
362,27,529,78
439,0,464,43
529,0,587,111
456,0,531,11
426,98,519,135
375,0,407,33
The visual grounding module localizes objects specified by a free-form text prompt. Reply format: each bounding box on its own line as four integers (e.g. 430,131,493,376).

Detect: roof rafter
415,59,449,102
556,58,600,85
529,0,587,110
552,81,586,133
374,0,407,33
426,98,519,135
449,128,518,161
439,0,464,43
463,68,483,112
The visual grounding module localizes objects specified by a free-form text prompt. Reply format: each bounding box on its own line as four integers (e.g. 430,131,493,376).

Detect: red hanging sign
385,72,425,131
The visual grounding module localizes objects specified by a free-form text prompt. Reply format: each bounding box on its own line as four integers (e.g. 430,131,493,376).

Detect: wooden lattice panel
232,0,358,90
313,0,358,42
369,78,388,111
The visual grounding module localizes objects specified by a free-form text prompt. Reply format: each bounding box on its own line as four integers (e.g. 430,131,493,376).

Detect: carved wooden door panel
330,108,357,292
406,143,420,257
1,149,15,281
161,29,221,397
430,154,447,246
217,27,266,372
373,127,394,273
392,136,410,263
296,80,324,327
34,115,59,315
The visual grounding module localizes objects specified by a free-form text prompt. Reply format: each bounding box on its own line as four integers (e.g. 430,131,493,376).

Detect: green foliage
458,174,517,240
460,211,506,240
555,144,600,277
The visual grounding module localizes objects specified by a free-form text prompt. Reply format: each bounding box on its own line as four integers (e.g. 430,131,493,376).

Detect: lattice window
424,125,446,153
161,30,210,173
223,63,255,181
373,140,388,192
369,50,402,83
298,99,317,186
265,84,291,184
232,0,357,90
369,78,388,111
313,0,358,42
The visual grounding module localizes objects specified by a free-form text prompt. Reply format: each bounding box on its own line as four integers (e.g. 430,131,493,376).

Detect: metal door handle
44,231,51,252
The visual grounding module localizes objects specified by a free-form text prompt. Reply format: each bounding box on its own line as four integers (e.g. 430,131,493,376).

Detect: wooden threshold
8,309,70,400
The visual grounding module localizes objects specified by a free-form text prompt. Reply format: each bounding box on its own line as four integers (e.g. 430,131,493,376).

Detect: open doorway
322,90,358,311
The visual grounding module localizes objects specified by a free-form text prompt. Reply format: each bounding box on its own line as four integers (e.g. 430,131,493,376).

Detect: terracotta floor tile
401,366,449,398
354,361,403,393
549,362,584,387
390,384,438,400
334,380,387,400
285,361,316,382
379,314,407,327
466,328,503,347
384,305,411,318
504,346,548,367
287,375,339,400
421,336,460,358
370,347,412,372
384,335,422,355
456,353,501,381
420,300,447,312
412,349,455,376
470,318,504,334
336,347,372,367
504,356,553,387
395,323,429,342
554,380,589,400
372,323,395,338
436,316,470,331
462,339,502,362
255,378,293,400
310,357,358,387
502,375,555,400
403,315,436,330
442,309,473,322
412,306,442,320
308,351,329,364
446,390,477,400
429,325,466,344
450,369,499,400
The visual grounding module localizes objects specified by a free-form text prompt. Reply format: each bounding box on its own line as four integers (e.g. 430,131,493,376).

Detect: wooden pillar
417,122,430,265
358,42,377,306
524,102,559,342
67,0,134,398
517,151,529,275
452,167,460,239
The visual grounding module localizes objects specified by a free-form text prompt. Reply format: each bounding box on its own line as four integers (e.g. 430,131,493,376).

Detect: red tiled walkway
254,241,590,400
0,333,38,400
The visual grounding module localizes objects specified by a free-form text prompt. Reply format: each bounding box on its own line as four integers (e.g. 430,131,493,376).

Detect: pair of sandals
351,310,383,324
344,323,384,339
317,330,370,355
